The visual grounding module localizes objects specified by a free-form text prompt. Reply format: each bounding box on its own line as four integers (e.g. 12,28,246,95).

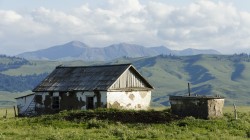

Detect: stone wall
169,96,224,119
207,99,224,118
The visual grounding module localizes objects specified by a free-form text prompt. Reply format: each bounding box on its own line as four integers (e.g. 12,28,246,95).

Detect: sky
1,0,250,55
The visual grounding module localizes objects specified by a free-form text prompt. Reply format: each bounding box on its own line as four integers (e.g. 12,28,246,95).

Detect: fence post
5,109,8,118
233,103,237,120
14,106,17,117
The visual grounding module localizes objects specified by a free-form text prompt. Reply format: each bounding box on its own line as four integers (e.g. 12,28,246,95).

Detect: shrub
86,118,108,129
246,131,250,138
61,109,178,123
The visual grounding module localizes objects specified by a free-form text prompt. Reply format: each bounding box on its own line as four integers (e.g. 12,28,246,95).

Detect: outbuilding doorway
86,97,94,109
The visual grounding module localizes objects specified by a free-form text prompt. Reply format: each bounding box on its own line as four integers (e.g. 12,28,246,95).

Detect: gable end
108,65,153,90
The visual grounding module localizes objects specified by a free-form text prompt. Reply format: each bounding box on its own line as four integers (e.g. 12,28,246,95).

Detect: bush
86,118,108,129
246,131,250,138
61,109,178,123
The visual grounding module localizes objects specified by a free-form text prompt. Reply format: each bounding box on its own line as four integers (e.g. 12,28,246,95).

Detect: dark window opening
52,96,60,109
69,91,74,97
86,97,94,109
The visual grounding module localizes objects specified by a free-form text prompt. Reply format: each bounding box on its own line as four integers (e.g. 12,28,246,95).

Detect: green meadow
0,107,250,140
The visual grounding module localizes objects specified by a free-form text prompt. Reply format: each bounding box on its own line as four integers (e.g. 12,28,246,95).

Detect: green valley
1,54,250,106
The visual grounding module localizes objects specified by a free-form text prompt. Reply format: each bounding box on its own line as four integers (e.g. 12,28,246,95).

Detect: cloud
0,10,22,23
149,0,250,52
0,0,250,55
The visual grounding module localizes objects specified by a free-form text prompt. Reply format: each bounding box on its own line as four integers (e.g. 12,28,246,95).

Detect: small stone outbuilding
169,95,224,119
16,64,153,116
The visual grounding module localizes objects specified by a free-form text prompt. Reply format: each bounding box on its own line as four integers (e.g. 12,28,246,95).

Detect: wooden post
5,109,7,118
233,103,237,120
188,83,191,96
94,89,101,108
14,106,17,117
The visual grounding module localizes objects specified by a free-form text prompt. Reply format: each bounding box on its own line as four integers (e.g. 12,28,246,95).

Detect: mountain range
17,41,220,61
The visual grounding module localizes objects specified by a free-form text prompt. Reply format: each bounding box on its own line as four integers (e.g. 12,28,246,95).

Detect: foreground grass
0,109,250,140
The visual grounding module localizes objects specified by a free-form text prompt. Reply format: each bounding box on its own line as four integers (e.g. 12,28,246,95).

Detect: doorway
86,97,94,109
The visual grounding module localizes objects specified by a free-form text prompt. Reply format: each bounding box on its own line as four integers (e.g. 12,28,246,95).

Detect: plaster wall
75,91,107,110
107,91,151,110
19,91,108,116
207,99,224,118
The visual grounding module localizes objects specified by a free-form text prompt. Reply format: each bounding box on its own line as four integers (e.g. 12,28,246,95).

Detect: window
52,96,60,109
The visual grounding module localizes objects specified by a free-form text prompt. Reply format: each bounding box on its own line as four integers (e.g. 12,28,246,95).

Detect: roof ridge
56,63,131,68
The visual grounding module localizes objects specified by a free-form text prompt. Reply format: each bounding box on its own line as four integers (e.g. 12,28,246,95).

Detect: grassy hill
129,54,250,106
1,54,250,106
0,109,250,139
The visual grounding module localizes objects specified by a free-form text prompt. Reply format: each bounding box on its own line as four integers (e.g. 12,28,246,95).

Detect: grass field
0,107,16,118
1,106,249,118
0,107,250,139
223,106,250,113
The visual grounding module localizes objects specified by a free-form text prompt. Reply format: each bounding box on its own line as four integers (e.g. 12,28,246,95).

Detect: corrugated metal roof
33,64,153,92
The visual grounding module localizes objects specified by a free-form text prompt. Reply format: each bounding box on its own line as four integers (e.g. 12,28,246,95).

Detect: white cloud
1,0,250,55
0,10,22,23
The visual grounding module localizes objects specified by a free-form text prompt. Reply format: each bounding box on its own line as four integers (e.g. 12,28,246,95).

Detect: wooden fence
0,106,17,118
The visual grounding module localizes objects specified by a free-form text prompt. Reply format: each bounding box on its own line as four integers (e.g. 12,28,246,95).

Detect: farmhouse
16,64,153,116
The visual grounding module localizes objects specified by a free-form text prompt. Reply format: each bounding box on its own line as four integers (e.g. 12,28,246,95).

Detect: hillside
0,55,48,92
111,54,250,106
1,54,250,106
17,41,220,61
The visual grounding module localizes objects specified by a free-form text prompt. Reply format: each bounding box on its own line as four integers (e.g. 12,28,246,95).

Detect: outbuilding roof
15,93,35,99
32,64,153,92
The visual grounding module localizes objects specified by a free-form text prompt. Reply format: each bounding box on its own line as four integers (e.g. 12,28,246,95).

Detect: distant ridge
17,41,220,61
2,53,250,106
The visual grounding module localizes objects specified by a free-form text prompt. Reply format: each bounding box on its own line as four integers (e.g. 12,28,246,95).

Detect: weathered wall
34,92,53,114
16,94,35,115
170,97,224,119
110,68,148,89
170,98,208,118
207,99,224,118
107,91,151,110
60,92,85,110
18,90,151,116
33,91,107,114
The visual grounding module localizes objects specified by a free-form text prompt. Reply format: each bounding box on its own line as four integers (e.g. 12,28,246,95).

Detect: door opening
86,97,94,109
